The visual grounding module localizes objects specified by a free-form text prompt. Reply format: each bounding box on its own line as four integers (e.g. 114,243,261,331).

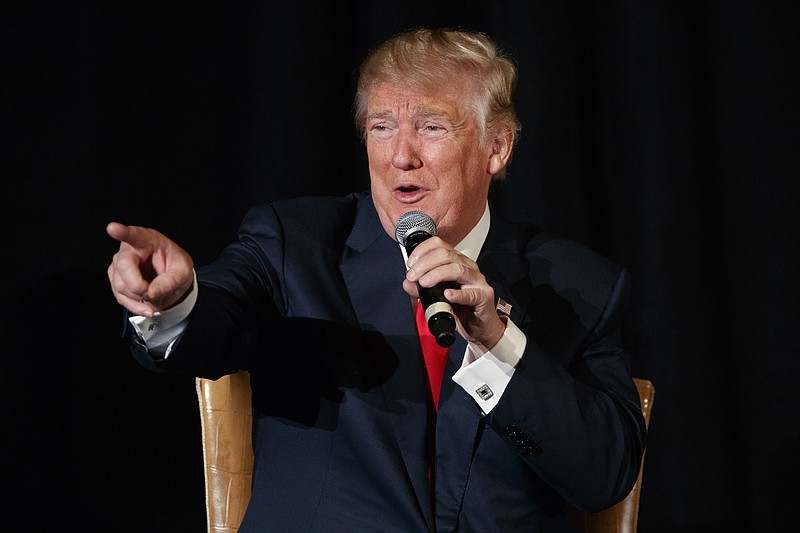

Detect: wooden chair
197,373,654,533
196,372,253,533
573,378,656,533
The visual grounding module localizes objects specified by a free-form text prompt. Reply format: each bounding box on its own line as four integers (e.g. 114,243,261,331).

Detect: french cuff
452,317,527,413
128,271,198,357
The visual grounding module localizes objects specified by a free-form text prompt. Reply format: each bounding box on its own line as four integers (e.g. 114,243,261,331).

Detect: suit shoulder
530,233,629,311
247,194,359,222
498,218,628,297
239,194,361,240
532,235,623,277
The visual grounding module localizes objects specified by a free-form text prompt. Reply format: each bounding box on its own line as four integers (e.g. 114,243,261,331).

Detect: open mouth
394,185,426,203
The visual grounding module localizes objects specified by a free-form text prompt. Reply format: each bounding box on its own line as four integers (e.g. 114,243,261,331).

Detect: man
107,28,646,532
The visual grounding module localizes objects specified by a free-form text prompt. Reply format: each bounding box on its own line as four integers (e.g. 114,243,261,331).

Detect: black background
2,1,798,531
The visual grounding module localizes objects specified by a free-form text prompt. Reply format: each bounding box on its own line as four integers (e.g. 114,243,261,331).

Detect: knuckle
113,280,130,296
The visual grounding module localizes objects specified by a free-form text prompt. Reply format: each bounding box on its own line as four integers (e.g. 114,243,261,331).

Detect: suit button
522,444,543,457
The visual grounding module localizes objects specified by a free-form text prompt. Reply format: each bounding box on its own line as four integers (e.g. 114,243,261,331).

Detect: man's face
365,79,501,245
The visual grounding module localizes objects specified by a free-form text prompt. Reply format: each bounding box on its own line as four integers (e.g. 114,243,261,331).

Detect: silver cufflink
476,384,494,400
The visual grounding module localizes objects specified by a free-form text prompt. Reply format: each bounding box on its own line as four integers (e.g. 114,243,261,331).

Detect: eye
368,122,395,140
420,122,447,138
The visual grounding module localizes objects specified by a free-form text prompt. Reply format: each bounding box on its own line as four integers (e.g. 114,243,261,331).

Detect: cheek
366,142,388,168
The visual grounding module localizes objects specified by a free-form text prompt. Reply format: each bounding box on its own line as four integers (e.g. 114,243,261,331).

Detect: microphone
395,211,456,347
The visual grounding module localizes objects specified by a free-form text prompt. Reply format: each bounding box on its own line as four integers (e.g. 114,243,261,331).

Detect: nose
391,128,422,171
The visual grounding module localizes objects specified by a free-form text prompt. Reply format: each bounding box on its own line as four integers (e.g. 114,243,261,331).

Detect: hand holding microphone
395,211,457,347
395,211,507,351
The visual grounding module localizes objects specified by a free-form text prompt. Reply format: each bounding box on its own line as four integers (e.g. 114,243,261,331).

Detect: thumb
145,266,195,310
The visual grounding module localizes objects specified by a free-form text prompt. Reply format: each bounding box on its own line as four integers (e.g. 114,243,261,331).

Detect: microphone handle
405,230,457,347
419,283,457,348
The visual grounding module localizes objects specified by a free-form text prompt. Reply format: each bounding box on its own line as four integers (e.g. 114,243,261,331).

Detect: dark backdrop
2,1,798,531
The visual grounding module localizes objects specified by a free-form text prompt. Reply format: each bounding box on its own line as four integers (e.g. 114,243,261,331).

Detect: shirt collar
455,202,490,262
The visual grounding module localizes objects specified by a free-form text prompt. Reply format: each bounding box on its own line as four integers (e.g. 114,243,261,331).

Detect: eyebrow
366,110,393,121
366,106,451,122
415,106,451,121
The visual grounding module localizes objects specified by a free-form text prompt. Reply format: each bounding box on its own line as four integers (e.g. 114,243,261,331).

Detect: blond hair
354,28,521,177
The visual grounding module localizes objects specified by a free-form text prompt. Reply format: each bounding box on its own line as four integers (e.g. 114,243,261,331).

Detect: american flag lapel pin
496,297,513,316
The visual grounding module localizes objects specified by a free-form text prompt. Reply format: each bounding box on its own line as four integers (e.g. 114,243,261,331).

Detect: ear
486,128,515,176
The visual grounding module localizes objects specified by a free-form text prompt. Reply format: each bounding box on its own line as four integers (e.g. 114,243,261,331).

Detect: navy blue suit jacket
130,192,646,532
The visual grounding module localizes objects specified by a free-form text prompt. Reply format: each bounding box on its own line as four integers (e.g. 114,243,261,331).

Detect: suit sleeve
124,204,286,379
484,265,647,512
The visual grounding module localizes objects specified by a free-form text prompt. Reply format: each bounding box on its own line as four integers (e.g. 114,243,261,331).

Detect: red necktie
416,300,450,492
415,301,450,410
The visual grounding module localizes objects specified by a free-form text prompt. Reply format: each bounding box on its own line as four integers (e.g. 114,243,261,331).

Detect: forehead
366,79,471,120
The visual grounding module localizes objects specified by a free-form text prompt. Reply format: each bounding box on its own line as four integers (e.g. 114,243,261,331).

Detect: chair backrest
196,372,253,533
197,373,654,533
573,378,656,533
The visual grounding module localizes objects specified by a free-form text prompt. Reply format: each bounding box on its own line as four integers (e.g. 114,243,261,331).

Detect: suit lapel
339,195,435,530
477,215,532,328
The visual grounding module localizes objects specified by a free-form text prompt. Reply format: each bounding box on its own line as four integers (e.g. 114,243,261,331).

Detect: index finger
106,222,157,250
407,235,448,260
406,236,458,271
106,221,129,241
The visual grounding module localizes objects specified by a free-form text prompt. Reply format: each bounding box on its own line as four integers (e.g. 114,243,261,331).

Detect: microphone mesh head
394,211,436,246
